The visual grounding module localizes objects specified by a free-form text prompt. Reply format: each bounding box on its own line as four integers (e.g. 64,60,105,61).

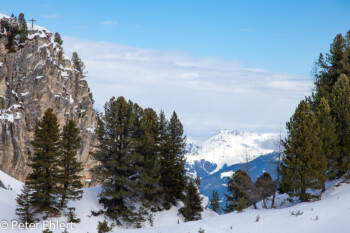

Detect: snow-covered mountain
186,129,278,175
185,129,280,208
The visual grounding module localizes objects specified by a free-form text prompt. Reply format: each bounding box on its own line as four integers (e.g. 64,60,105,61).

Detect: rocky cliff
0,15,97,184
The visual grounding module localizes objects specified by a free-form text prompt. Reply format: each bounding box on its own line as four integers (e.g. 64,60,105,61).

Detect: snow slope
115,181,350,233
0,170,215,232
1,169,350,233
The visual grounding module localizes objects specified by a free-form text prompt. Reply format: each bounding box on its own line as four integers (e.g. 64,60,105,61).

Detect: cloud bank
63,36,313,138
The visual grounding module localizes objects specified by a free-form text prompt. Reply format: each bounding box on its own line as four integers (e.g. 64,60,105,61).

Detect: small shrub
290,210,304,216
91,210,104,216
0,180,6,189
97,220,113,233
256,215,260,222
67,208,80,223
198,227,205,233
43,229,53,233
148,214,154,227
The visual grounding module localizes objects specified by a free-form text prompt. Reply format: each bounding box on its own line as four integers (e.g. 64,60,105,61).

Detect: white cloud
100,21,118,26
63,36,313,138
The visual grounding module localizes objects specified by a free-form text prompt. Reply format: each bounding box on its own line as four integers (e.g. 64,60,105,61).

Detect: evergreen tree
316,97,339,180
194,176,201,187
341,31,350,77
313,33,346,104
280,100,327,201
223,175,237,213
137,108,161,210
92,97,144,223
58,119,83,209
179,178,203,221
329,75,350,177
18,13,28,43
71,52,86,78
223,170,254,213
54,32,63,45
97,220,113,233
159,111,187,207
16,185,35,223
26,108,62,215
255,172,275,208
210,190,220,214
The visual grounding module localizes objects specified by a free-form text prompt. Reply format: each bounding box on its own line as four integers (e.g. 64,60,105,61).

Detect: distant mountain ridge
185,129,280,208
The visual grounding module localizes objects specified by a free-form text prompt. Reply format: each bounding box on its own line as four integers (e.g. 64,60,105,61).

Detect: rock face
0,23,97,185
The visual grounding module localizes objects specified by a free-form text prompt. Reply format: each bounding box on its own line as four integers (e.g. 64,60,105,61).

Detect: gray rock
0,28,97,185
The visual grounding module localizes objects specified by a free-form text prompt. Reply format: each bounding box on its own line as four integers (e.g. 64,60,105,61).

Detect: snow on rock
0,62,3,66
220,171,234,179
20,92,30,96
86,127,95,133
36,75,44,80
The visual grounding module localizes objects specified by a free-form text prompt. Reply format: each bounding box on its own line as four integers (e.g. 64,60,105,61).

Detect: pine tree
54,32,63,45
280,100,327,201
137,108,161,210
223,175,237,213
18,13,28,43
92,97,144,223
313,33,346,104
71,52,86,78
16,185,35,223
194,176,201,187
255,172,275,208
223,170,254,212
97,220,113,233
159,111,187,207
58,119,83,209
341,31,350,77
329,75,350,177
179,178,203,221
26,108,62,215
210,190,220,214
316,97,339,181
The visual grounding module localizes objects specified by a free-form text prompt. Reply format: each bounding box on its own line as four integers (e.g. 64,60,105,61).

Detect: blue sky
2,0,350,138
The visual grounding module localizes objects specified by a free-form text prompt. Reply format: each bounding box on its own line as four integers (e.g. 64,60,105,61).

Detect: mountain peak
186,129,278,173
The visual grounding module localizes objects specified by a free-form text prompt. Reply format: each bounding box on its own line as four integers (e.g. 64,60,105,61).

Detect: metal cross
29,18,36,29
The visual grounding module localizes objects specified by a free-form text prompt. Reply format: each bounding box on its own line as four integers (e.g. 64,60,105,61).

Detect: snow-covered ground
1,169,350,233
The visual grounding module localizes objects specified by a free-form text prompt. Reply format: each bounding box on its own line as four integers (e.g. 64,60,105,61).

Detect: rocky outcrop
0,22,97,185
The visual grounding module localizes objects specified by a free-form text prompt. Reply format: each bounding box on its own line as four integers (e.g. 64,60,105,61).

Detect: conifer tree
341,31,350,77
93,97,144,223
316,97,339,180
58,119,83,209
16,185,35,223
313,33,346,104
179,178,203,221
223,170,254,212
26,108,62,215
71,52,86,78
280,100,327,201
159,111,187,207
18,13,28,43
329,75,350,177
255,172,275,208
54,32,63,45
223,175,237,213
137,108,161,209
210,190,220,214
